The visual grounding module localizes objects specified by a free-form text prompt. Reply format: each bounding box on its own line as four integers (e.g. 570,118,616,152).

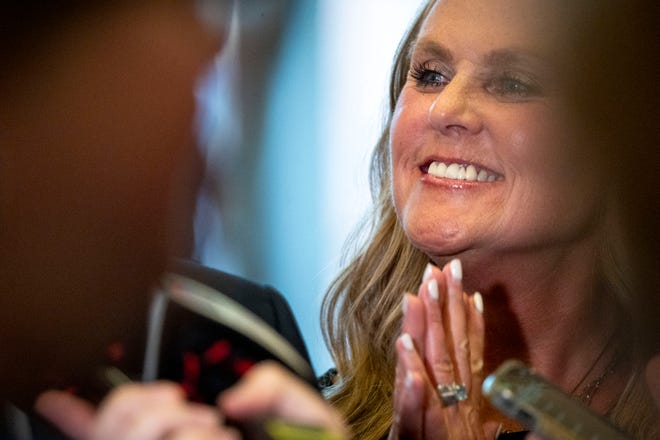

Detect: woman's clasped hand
391,260,485,440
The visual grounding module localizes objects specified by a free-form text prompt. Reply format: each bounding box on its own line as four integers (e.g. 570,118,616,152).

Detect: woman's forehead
417,0,579,58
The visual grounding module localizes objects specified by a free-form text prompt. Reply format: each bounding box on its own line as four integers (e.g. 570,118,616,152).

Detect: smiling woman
391,0,605,261
320,0,660,439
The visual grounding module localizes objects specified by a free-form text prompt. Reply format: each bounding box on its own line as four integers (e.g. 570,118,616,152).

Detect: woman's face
390,0,602,261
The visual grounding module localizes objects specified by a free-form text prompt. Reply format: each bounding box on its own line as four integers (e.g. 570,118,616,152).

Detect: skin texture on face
390,0,604,263
0,2,224,407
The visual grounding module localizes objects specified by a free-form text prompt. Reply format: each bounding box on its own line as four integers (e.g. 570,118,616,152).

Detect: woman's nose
427,76,483,136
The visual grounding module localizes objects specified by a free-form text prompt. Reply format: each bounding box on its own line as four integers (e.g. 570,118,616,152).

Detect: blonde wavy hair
321,4,444,439
320,1,658,439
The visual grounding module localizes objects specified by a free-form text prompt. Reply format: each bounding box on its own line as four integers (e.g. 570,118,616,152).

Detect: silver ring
437,382,468,407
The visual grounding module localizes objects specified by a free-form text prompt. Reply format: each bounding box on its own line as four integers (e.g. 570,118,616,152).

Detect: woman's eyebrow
410,39,453,62
483,48,544,69
411,41,543,71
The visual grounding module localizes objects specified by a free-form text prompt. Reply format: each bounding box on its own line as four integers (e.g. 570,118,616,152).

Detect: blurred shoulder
168,258,285,309
166,258,310,360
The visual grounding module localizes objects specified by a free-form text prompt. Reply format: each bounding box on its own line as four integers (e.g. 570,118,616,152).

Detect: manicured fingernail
450,258,462,281
473,291,483,314
422,263,433,282
402,295,408,313
428,279,439,301
401,333,414,351
405,370,413,388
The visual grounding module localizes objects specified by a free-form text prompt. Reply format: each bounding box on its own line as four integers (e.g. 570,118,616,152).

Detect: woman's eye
410,63,450,89
488,76,541,100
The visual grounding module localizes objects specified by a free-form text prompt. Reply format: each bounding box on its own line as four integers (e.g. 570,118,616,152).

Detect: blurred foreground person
1,2,347,439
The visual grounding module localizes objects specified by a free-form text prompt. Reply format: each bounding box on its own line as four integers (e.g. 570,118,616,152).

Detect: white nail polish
428,279,439,301
405,370,413,388
450,258,462,281
422,263,433,282
401,333,414,351
473,291,483,314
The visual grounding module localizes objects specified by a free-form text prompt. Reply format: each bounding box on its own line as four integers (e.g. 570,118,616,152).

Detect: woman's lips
421,160,504,182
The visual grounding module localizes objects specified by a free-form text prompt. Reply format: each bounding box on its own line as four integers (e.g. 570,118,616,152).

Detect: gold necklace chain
568,332,616,401
575,351,619,405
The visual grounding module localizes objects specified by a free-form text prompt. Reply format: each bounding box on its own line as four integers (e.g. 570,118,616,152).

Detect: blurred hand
218,361,348,439
389,260,486,440
36,382,238,440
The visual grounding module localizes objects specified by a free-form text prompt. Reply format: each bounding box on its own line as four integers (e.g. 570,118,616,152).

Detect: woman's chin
402,219,470,257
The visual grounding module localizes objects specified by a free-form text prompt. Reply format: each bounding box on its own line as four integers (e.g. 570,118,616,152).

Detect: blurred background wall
193,0,424,373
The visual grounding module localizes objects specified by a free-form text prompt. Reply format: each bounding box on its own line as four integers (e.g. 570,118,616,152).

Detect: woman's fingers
392,335,426,440
392,260,486,439
402,293,426,357
419,260,470,409
442,259,472,393
421,260,486,439
394,292,447,440
467,291,485,379
419,267,456,403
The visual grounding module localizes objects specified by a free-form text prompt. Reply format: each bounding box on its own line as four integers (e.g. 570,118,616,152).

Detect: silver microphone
482,359,629,440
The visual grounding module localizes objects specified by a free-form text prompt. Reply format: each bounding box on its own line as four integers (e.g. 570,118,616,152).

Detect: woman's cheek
389,111,416,204
390,96,429,165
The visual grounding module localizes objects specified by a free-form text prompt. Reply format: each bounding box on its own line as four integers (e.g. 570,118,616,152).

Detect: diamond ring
437,382,468,407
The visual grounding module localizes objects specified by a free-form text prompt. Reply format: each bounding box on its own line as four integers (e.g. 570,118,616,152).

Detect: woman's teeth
427,161,502,182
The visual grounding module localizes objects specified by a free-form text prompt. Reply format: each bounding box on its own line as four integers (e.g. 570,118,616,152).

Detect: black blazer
158,259,314,403
170,258,311,362
1,261,313,439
